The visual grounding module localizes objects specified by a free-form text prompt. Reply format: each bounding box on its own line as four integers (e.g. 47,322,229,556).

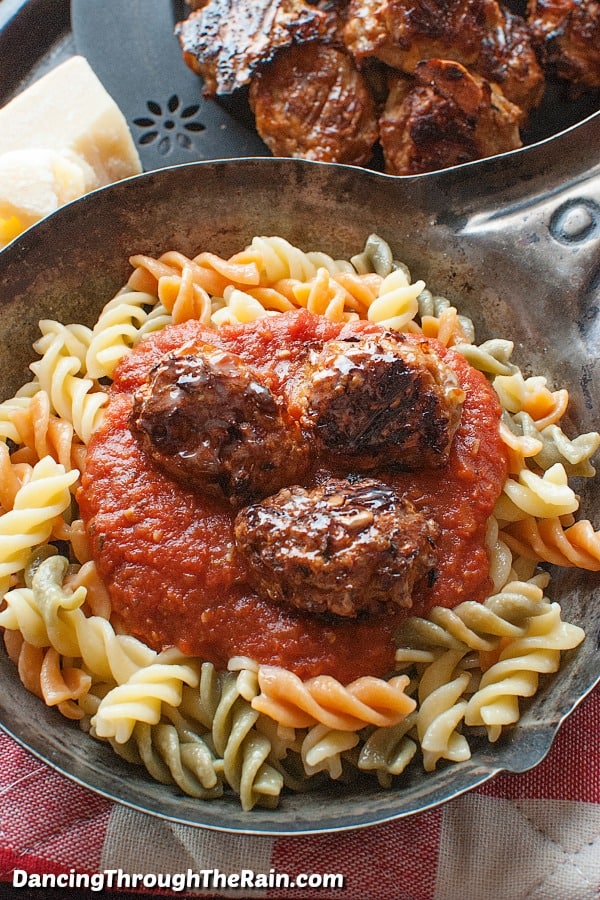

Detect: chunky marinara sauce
78,310,508,682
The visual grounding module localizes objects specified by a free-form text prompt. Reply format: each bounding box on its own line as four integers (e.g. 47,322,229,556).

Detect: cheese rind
0,55,142,185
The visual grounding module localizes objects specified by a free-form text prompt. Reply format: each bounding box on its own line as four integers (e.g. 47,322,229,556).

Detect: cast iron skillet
0,112,598,835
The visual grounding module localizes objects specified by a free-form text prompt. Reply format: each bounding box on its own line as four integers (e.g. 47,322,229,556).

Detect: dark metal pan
0,110,598,835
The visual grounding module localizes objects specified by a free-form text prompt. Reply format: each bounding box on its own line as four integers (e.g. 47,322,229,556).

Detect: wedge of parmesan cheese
0,55,142,247
0,148,97,232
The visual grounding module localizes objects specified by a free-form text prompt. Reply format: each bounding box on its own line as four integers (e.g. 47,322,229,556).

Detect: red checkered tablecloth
1,683,598,900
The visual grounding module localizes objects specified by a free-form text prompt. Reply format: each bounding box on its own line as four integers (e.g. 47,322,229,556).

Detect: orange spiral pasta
503,515,600,570
251,666,416,731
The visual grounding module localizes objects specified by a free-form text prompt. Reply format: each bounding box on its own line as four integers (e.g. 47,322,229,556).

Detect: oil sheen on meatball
293,332,465,470
130,341,310,506
235,476,439,618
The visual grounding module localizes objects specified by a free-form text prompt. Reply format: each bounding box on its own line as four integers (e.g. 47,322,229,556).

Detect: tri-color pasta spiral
0,233,595,809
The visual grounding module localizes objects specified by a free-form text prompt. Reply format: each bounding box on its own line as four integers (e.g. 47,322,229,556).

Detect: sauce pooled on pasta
78,310,508,682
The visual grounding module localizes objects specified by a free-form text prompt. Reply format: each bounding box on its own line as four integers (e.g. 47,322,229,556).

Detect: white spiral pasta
367,268,425,330
33,320,92,367
498,463,579,520
0,555,157,682
464,604,585,741
30,320,108,443
413,648,471,771
248,235,352,282
300,724,360,779
0,457,78,591
493,371,568,428
92,647,200,743
211,286,274,326
85,289,162,379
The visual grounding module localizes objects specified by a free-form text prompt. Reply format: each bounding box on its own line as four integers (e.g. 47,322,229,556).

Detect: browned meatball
130,341,309,506
344,0,544,117
234,476,439,617
380,61,522,175
176,0,330,95
528,0,600,89
249,41,379,164
292,331,464,470
477,10,546,116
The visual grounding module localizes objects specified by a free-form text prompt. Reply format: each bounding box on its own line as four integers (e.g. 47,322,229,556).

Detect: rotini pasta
0,233,594,810
85,289,166,379
251,667,416,732
0,554,157,682
358,713,418,788
110,720,223,800
0,458,78,593
464,603,584,741
92,649,200,743
30,321,108,443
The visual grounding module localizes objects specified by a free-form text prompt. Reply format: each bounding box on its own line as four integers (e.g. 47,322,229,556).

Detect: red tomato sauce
78,310,508,682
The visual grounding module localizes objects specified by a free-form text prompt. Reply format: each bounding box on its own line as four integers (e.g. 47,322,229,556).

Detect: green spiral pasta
358,713,418,787
158,664,285,810
0,554,157,682
110,720,223,800
455,338,517,377
503,410,600,477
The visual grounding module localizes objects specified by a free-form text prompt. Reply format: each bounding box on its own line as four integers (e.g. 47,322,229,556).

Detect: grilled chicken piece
344,0,544,116
249,42,379,164
380,59,523,174
235,476,439,618
176,0,330,95
130,342,309,506
292,331,465,470
527,0,600,88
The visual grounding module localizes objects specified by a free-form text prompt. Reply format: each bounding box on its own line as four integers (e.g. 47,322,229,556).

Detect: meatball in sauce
235,476,439,619
130,341,309,506
292,331,465,471
81,311,508,681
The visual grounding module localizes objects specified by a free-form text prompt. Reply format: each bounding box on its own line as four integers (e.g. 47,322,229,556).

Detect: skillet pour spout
0,110,598,835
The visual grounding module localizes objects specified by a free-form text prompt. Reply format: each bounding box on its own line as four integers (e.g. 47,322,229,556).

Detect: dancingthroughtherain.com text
12,867,346,892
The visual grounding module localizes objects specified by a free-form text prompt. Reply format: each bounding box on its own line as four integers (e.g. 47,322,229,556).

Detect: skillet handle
458,115,600,295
